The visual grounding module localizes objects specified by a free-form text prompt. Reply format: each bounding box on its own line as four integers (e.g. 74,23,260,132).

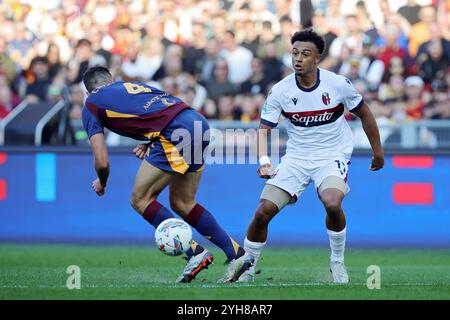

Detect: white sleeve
260,89,283,127
341,76,364,112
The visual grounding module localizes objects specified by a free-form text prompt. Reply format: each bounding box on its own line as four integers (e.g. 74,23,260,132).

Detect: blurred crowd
0,0,449,129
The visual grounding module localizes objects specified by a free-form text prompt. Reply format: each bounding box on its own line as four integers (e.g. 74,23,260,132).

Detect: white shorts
266,155,351,198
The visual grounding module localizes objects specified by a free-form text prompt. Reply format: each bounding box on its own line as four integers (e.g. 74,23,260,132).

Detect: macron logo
292,98,298,105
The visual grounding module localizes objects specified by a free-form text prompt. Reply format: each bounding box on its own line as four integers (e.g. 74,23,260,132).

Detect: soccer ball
155,218,193,256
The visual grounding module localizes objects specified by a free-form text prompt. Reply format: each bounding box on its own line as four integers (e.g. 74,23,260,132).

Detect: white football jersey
261,68,363,160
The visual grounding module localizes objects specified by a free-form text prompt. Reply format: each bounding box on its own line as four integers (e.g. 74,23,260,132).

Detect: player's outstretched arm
352,103,384,171
257,124,275,179
89,133,110,196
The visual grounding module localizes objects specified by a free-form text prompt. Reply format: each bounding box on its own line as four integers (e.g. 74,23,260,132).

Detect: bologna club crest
322,92,331,105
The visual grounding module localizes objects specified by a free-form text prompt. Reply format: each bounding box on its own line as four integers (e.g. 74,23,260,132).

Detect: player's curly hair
83,66,112,93
290,29,325,55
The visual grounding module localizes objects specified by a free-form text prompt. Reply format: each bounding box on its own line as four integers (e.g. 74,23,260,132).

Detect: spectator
398,0,422,26
417,39,450,85
381,56,408,85
403,76,425,120
325,0,346,37
23,56,52,103
261,42,284,85
160,76,179,97
383,74,407,103
199,38,221,84
178,85,197,109
239,57,267,95
378,0,412,44
182,22,208,76
0,0,446,130
111,25,137,57
67,39,99,85
121,41,143,81
358,39,385,91
0,72,20,118
108,54,124,81
122,36,164,81
153,44,184,81
341,56,362,82
0,37,18,83
327,14,366,71
279,15,296,55
176,73,207,110
424,80,450,119
355,0,379,43
68,83,85,121
256,20,284,58
236,93,261,122
210,14,228,43
377,24,409,79
416,22,450,65
220,30,253,85
205,58,236,103
241,19,260,56
409,5,437,57
217,94,237,120
86,25,113,67
312,8,337,63
200,98,218,119
8,21,36,71
47,68,68,103
46,43,62,80
86,0,117,27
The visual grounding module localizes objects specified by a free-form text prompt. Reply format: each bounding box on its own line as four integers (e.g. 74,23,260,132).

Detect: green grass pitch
0,244,449,300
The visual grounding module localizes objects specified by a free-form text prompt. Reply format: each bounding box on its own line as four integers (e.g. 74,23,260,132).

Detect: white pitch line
0,282,448,289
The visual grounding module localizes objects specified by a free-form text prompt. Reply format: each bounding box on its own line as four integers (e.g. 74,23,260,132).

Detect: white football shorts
266,155,351,198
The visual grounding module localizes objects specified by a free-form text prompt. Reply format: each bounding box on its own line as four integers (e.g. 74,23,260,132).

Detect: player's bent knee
169,198,193,217
324,203,342,215
253,201,278,227
130,197,145,214
253,210,271,227
169,200,184,215
321,194,344,215
320,193,342,214
130,194,156,215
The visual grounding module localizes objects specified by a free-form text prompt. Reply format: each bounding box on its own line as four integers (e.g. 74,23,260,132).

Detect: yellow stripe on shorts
159,136,189,174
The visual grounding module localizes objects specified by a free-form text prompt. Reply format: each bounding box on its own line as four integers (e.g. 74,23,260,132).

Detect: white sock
244,237,266,267
327,227,346,263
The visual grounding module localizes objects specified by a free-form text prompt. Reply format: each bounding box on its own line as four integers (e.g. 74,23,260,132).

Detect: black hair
262,20,272,29
76,38,92,48
30,56,49,67
290,29,325,55
356,0,366,9
280,15,292,24
82,66,112,93
225,30,235,38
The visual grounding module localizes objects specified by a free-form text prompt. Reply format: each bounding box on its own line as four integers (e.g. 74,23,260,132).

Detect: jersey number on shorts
335,160,347,176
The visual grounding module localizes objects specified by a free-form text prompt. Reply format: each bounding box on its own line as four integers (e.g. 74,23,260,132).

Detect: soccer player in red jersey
82,66,253,283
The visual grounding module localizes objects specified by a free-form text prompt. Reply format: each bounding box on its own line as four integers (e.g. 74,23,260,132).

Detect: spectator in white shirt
219,30,253,85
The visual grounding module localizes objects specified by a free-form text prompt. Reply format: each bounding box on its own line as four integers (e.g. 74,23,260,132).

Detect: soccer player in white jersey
233,30,384,284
